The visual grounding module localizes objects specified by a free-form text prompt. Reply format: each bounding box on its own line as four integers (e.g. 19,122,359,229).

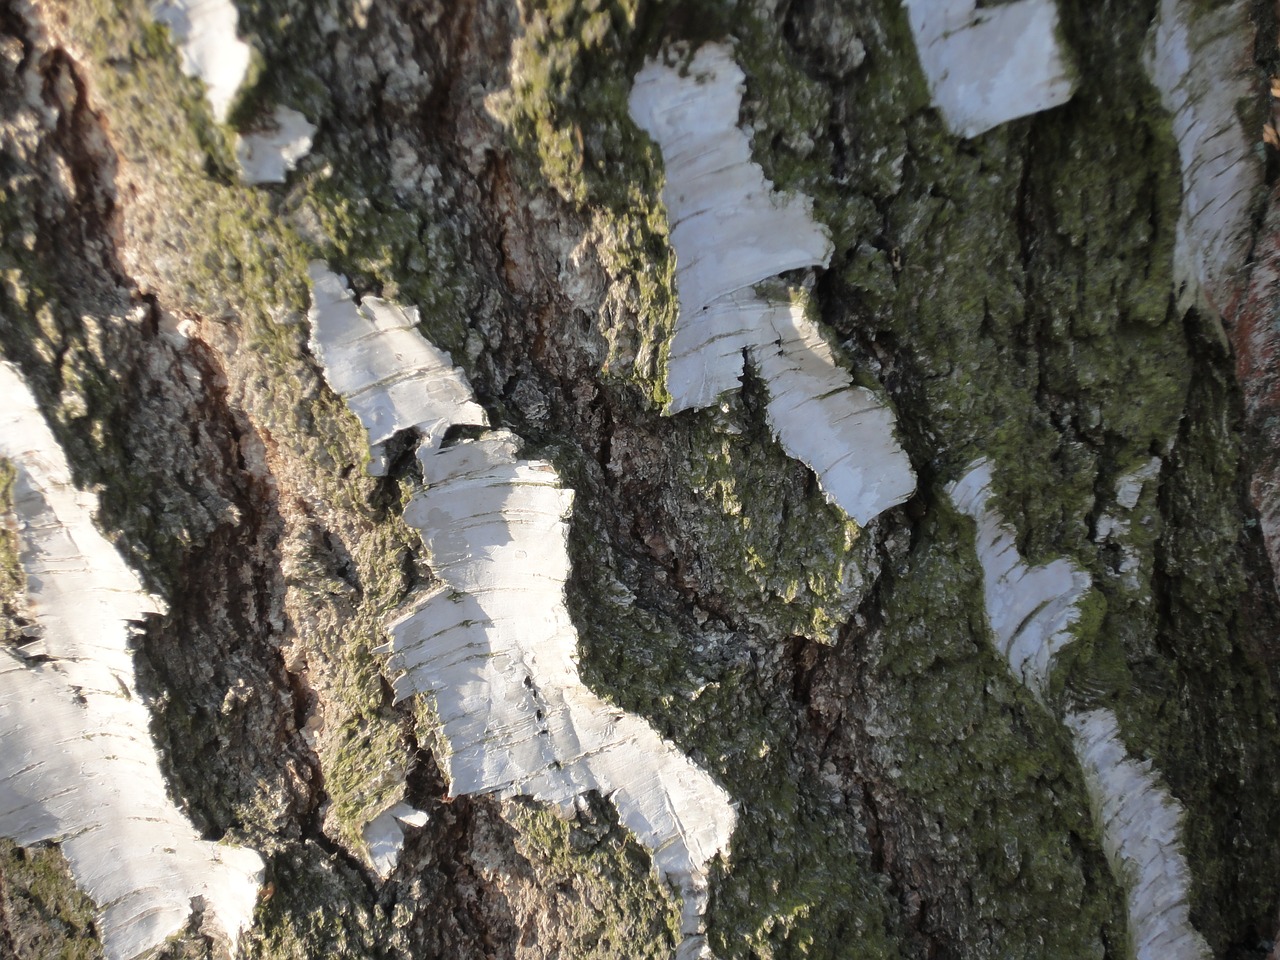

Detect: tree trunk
1,0,1279,958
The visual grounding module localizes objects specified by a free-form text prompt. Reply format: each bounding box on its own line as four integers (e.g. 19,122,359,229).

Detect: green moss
287,168,475,361
804,2,1280,943
224,0,343,127
875,498,1124,958
324,717,410,854
530,435,890,958
1104,319,1280,952
246,843,390,960
71,1,308,315
690,666,899,960
494,0,679,402
0,459,25,645
734,12,893,261
793,0,1179,570
568,530,690,711
509,5,1124,953
278,511,423,858
502,797,683,959
670,401,874,642
709,811,896,960
0,839,103,960
557,465,895,957
1049,588,1127,707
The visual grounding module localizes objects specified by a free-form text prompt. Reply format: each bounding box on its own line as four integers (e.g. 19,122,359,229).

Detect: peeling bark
1,0,1279,958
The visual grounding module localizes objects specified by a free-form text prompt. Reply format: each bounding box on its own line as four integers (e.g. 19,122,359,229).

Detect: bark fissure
2,0,1279,956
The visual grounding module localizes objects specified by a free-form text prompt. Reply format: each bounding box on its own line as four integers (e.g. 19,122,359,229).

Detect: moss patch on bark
0,840,103,960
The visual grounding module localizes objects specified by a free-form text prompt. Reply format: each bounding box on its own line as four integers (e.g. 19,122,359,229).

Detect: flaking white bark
949,458,1210,957
363,802,430,879
307,262,489,473
629,43,915,526
627,46,832,324
0,362,263,960
902,0,1075,138
149,3,315,181
1067,710,1211,960
754,299,918,526
236,106,317,185
149,0,251,123
1144,0,1259,315
1095,458,1163,591
308,267,737,958
946,459,1091,700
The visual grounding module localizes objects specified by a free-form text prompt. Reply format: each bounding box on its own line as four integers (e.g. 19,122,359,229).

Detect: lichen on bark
2,0,1280,956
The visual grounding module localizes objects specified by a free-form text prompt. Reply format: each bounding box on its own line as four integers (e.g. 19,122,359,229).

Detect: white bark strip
150,1,315,181
1144,0,1259,314
236,106,317,185
754,300,917,524
0,362,263,960
309,268,737,957
149,0,251,123
364,802,430,879
945,459,1091,700
902,0,1076,138
307,262,489,473
1066,710,1211,960
629,43,915,526
628,47,832,322
948,458,1209,957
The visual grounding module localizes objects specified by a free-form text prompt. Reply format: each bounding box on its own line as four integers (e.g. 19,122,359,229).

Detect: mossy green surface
653,285,887,644
0,840,103,960
698,695,901,960
1,0,1276,956
281,508,422,857
509,0,1128,953
1110,321,1280,950
503,797,683,959
0,459,24,646
245,843,390,960
324,718,409,854
496,0,679,400
892,500,1124,958
848,0,1279,950
528,0,1280,953
291,171,476,360
671,404,871,642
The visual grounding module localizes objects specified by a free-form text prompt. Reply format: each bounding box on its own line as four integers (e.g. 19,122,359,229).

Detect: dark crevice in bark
44,45,311,842
1147,303,1280,951
798,523,949,959
1,2,330,889
394,758,516,958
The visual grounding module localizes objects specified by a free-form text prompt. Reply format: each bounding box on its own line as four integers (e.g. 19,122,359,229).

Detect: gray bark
1,0,1279,958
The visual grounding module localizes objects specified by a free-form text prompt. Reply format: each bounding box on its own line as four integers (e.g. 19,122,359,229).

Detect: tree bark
1,0,1279,958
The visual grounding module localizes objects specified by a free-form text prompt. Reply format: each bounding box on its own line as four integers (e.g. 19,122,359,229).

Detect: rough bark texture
2,0,1280,958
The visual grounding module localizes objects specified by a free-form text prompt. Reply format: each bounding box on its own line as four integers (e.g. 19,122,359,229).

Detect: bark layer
1,1,1279,958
